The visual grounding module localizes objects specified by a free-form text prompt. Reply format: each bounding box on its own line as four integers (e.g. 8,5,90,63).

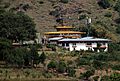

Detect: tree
114,0,120,14
39,52,46,64
60,0,69,3
0,38,12,60
47,60,58,69
67,67,76,77
29,46,40,67
5,47,27,68
98,0,111,9
58,61,67,73
0,11,36,43
80,69,95,80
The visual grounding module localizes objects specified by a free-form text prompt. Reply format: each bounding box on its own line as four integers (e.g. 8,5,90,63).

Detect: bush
39,52,46,64
116,25,120,34
101,73,120,81
47,60,58,69
80,68,95,79
4,2,10,8
67,67,76,77
46,44,56,51
114,0,120,13
49,10,59,17
104,12,112,17
77,58,90,66
22,4,31,11
58,61,67,73
98,0,111,9
43,72,52,78
78,15,86,20
38,1,44,4
112,64,120,70
109,43,120,52
93,76,99,81
94,53,109,61
92,60,109,69
60,0,69,3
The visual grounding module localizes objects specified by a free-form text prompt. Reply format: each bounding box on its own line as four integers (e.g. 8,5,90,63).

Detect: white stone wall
68,42,108,52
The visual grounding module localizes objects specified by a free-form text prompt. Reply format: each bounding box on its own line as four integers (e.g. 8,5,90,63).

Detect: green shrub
47,60,58,69
38,1,44,4
46,44,56,51
4,2,10,8
112,64,120,70
58,61,67,73
92,60,109,69
98,0,111,9
93,76,99,81
70,51,80,56
104,12,112,17
43,72,52,78
101,73,120,81
24,69,31,77
78,15,86,20
60,0,69,3
114,0,120,13
77,58,90,66
67,67,76,77
94,53,109,61
80,68,95,79
109,43,120,52
32,73,37,78
39,52,46,64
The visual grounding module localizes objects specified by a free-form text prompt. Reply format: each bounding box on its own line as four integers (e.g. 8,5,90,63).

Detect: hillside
0,0,120,42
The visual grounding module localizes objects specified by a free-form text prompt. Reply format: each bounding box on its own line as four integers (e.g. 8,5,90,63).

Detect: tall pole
86,17,91,37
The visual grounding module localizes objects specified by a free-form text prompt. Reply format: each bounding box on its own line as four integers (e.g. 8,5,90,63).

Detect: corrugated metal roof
49,37,63,41
58,37,111,42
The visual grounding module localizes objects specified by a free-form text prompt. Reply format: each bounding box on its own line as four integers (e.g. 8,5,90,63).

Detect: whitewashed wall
68,42,108,52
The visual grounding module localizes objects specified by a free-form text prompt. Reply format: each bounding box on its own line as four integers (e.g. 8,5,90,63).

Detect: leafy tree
101,73,120,81
60,0,69,3
0,38,11,60
80,68,95,80
116,25,120,34
47,60,58,69
67,67,76,77
114,0,120,14
0,11,36,43
58,61,67,73
98,0,111,9
29,46,40,67
5,45,40,68
5,47,27,68
109,43,120,52
39,52,46,64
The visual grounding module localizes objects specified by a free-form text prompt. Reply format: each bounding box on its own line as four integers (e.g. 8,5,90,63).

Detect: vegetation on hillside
0,0,120,81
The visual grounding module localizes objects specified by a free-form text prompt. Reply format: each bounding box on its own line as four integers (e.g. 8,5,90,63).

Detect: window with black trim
86,42,92,45
66,43,69,46
73,43,76,46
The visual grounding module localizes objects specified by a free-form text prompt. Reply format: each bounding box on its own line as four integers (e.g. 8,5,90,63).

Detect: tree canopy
0,11,36,42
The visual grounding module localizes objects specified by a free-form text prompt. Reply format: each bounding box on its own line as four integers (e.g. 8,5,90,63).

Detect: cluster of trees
101,73,120,81
1,45,46,68
98,0,111,9
0,8,39,68
0,10,36,42
47,60,76,77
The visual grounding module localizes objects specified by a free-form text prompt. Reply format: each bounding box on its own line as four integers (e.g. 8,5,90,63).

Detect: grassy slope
1,0,120,42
